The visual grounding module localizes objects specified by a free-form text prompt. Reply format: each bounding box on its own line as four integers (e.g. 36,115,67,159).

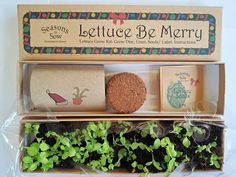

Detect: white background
0,0,236,177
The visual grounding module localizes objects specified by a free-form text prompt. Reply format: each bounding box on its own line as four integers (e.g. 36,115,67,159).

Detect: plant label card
160,66,204,112
30,65,105,112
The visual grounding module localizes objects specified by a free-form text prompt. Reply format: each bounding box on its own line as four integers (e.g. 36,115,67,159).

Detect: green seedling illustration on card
167,81,187,109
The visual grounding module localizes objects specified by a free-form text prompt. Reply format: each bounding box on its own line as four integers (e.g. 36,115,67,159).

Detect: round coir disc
106,72,147,113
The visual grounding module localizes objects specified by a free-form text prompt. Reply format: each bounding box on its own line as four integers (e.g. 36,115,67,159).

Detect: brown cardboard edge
217,64,225,114
17,61,24,114
21,115,224,122
19,61,224,65
160,67,163,112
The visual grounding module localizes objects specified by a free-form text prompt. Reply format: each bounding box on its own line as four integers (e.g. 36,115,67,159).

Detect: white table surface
0,0,236,177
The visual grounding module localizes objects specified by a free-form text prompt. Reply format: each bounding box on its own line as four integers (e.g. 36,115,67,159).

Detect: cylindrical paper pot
29,64,105,112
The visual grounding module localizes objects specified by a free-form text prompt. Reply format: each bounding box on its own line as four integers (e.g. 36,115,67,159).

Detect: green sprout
22,121,223,176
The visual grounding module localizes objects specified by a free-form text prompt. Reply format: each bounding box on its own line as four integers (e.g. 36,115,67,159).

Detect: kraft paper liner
28,64,106,112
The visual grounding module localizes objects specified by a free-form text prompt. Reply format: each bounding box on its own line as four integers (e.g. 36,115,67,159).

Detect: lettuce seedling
22,121,223,177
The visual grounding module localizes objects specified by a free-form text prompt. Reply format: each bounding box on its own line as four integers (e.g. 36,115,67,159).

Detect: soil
28,121,223,173
56,157,75,168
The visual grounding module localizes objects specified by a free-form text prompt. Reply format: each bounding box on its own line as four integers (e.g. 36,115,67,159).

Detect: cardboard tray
17,61,225,118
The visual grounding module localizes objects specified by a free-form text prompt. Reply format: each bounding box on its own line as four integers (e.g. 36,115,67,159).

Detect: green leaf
182,137,191,148
27,146,38,157
131,154,137,160
120,137,126,145
88,122,97,131
210,154,222,168
62,152,69,160
137,164,144,170
87,144,94,152
28,162,38,172
32,124,40,135
39,157,48,164
131,161,137,168
25,123,32,134
108,164,114,170
25,123,31,129
75,153,81,159
41,159,54,171
101,155,106,166
98,130,106,137
60,145,65,150
143,166,149,173
102,141,110,153
61,137,70,147
141,130,148,138
161,137,170,147
186,128,193,137
182,154,190,163
164,155,171,162
153,161,162,170
146,161,152,166
118,148,127,159
101,166,108,172
38,152,48,159
139,143,146,150
206,142,217,153
167,158,176,172
39,142,49,151
164,171,171,177
130,142,139,150
166,144,177,158
68,147,76,157
172,124,182,135
22,162,30,170
90,160,100,169
52,155,59,163
153,138,161,149
94,143,101,150
22,156,33,164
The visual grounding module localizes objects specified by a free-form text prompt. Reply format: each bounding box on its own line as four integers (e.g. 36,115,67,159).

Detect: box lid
18,5,222,61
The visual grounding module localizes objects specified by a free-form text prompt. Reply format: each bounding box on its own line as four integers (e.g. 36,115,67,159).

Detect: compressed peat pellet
30,65,105,111
106,72,146,113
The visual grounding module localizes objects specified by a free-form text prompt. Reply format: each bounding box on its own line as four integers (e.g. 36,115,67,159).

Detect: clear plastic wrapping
1,111,230,177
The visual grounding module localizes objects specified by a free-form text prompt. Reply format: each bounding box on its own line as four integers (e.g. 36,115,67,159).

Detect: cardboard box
16,5,225,175
18,5,222,61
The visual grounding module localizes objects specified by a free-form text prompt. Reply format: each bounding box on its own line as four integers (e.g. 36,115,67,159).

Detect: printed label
23,12,216,55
